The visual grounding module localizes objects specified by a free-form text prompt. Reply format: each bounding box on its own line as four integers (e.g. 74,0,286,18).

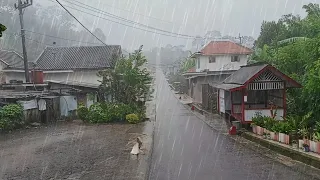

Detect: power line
55,0,108,46
24,36,55,46
24,30,103,45
65,0,175,25
61,0,195,38
3,32,54,46
6,31,104,46
4,31,131,54
50,0,194,39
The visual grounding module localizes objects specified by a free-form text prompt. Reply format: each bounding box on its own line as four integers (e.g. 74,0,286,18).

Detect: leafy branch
98,46,152,105
0,23,6,37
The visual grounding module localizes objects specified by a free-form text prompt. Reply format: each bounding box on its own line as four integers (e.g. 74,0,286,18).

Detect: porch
230,88,285,123
217,63,302,124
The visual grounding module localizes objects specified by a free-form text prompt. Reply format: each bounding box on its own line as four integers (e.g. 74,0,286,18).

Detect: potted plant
257,125,264,136
278,121,290,144
303,143,310,152
270,123,280,142
298,127,309,149
314,132,320,154
252,115,264,135
283,123,291,145
251,123,257,134
314,122,320,154
277,122,285,143
309,133,318,152
264,117,275,137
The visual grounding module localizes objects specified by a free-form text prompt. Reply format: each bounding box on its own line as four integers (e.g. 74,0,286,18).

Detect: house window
209,56,216,63
231,56,240,62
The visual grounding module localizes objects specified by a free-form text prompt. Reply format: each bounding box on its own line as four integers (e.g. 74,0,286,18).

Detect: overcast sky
42,0,319,50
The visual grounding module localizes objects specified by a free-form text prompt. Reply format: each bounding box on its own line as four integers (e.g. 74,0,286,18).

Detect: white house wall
245,109,284,121
196,54,248,72
2,70,102,85
4,72,25,83
45,70,102,85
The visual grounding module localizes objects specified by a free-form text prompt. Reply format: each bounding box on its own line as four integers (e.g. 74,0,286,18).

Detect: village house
0,46,121,85
183,40,253,112
0,45,122,120
216,63,302,124
0,50,35,83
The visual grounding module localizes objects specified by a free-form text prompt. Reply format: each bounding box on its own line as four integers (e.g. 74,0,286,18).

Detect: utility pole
236,33,244,44
15,0,32,83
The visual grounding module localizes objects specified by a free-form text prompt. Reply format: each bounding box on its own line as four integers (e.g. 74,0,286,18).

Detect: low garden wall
242,132,320,169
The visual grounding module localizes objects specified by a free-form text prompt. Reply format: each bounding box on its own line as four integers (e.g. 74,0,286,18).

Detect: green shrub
84,102,145,124
77,105,89,122
272,121,292,134
0,104,24,131
126,113,140,124
252,114,264,127
278,121,292,134
136,106,146,121
271,122,281,132
263,116,276,131
87,103,111,123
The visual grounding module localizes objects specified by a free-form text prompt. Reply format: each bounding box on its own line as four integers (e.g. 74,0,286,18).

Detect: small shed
216,63,302,124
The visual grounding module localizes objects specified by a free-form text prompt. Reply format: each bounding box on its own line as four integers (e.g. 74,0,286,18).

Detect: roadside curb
143,102,155,180
171,92,227,133
141,80,156,180
170,91,320,179
241,132,320,178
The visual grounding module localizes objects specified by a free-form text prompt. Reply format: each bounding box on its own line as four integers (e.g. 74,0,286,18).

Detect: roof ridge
0,49,24,59
232,41,253,51
199,40,253,55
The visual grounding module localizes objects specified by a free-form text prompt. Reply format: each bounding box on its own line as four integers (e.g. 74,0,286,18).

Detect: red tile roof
200,41,253,55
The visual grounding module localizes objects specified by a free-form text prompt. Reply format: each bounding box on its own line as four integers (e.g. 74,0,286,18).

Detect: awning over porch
183,70,235,79
209,82,242,91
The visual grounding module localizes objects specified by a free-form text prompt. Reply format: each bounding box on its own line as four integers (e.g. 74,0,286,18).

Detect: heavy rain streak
1,0,320,179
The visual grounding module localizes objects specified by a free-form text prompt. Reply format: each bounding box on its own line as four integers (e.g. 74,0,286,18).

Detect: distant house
0,50,35,83
1,46,122,86
194,40,252,72
1,46,122,111
182,40,253,113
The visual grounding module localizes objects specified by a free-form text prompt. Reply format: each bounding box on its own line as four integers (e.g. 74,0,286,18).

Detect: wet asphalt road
149,70,313,180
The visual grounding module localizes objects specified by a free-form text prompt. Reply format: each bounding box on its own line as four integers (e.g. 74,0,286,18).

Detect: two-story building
183,40,253,113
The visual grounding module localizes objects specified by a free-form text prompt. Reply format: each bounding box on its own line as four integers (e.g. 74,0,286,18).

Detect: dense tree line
252,3,320,123
0,0,106,61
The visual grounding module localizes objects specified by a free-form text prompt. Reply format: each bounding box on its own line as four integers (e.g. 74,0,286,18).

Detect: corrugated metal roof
36,45,121,70
223,63,268,85
0,50,35,69
216,83,242,90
